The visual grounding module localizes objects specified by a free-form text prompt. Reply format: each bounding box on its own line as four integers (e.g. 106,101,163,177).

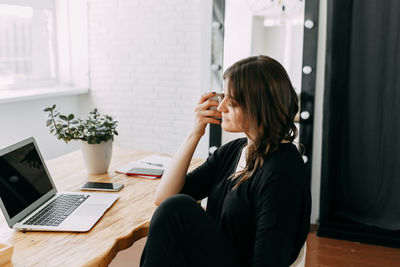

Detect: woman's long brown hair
224,55,299,189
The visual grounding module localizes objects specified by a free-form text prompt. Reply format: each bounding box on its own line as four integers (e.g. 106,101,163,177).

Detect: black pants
140,194,240,267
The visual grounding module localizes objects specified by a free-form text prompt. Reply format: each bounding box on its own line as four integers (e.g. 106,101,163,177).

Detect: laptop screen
0,142,53,219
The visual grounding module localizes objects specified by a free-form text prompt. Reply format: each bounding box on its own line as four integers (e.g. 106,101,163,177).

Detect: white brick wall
87,0,209,156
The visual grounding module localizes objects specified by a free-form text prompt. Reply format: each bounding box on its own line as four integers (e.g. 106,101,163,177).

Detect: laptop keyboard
24,194,90,227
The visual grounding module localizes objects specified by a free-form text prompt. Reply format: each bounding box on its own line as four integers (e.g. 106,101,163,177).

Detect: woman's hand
191,92,222,137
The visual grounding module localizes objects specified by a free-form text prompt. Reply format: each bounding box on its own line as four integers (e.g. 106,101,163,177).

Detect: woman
140,55,311,266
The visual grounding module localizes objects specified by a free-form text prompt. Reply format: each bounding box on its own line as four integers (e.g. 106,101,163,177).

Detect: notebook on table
0,137,119,232
115,154,171,179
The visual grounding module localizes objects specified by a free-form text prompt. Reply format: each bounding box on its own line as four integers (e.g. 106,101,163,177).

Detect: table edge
82,222,150,267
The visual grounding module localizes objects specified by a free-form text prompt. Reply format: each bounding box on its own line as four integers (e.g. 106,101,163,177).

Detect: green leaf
87,136,95,144
45,105,117,144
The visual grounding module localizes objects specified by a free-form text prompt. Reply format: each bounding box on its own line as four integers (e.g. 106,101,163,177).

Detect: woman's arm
153,133,201,205
153,92,221,206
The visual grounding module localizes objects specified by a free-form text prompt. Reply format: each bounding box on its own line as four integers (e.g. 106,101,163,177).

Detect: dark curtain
331,0,400,230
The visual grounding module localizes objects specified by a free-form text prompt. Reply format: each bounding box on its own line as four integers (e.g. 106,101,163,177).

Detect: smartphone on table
81,182,124,192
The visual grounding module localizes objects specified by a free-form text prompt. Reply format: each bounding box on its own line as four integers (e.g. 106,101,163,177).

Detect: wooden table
0,147,204,267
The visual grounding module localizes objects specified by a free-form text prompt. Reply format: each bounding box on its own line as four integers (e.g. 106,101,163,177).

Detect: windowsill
0,86,89,104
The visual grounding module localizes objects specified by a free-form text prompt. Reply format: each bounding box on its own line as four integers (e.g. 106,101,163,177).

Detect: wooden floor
110,228,400,267
306,228,400,267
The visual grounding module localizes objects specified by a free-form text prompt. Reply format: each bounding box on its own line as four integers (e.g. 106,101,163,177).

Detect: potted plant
44,105,118,174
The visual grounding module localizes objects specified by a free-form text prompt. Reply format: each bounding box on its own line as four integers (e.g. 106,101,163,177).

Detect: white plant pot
80,140,113,174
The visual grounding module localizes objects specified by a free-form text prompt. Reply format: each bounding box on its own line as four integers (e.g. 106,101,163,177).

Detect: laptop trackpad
74,204,106,216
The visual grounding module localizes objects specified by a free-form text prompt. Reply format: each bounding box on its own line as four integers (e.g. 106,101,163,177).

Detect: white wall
0,95,81,160
87,0,210,157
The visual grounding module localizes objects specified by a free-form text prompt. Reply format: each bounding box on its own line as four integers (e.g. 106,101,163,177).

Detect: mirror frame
208,0,320,183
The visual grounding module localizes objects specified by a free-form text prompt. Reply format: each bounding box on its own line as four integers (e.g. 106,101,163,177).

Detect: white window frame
0,0,88,101
0,0,58,89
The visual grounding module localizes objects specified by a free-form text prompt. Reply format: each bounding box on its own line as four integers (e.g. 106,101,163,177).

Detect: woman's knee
151,194,198,223
158,194,197,213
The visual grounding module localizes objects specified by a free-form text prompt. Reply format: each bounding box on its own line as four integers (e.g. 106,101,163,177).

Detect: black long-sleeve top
181,138,311,266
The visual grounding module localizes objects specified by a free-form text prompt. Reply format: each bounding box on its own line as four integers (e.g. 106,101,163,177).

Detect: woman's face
217,79,244,133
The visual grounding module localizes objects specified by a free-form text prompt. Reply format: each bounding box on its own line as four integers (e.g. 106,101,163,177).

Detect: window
0,0,57,90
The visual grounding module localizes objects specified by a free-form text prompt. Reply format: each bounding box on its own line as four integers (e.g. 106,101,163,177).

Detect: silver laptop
0,137,119,232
